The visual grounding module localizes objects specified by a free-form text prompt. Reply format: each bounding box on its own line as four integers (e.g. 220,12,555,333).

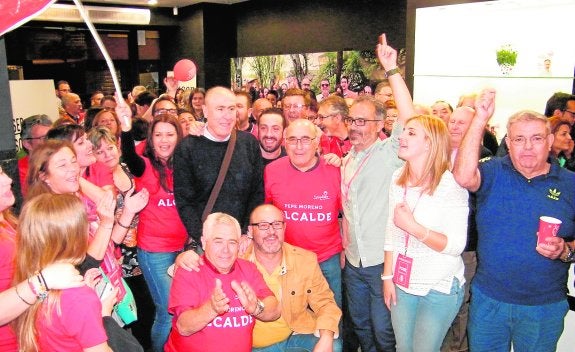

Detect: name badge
393,254,413,288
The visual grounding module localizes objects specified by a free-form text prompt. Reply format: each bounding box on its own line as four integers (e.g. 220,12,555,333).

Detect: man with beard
257,107,287,166
316,95,352,158
340,33,413,352
246,204,342,351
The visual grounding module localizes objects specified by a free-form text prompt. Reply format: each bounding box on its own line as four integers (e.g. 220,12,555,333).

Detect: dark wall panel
235,0,406,58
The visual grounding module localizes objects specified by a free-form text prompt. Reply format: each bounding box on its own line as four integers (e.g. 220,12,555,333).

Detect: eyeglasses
311,114,337,121
321,84,329,87
24,135,46,141
283,104,307,110
344,117,380,126
509,135,546,146
250,221,285,231
563,109,575,116
154,108,178,116
285,136,316,145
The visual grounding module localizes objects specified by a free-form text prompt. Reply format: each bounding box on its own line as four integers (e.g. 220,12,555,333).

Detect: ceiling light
148,0,158,6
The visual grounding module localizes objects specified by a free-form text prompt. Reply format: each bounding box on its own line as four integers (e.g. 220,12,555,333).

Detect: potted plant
496,44,518,75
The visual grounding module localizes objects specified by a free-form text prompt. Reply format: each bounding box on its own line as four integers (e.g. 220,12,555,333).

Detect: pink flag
0,0,56,37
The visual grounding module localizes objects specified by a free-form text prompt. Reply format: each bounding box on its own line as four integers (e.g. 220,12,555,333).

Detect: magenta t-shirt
35,286,108,351
135,157,187,252
165,257,273,352
264,157,343,262
0,223,17,351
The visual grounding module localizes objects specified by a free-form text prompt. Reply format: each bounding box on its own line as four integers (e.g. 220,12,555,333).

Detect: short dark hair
258,107,286,128
135,91,157,107
544,92,575,117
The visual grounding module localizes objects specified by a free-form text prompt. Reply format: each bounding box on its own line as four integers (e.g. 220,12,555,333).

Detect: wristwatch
251,299,265,317
560,243,575,263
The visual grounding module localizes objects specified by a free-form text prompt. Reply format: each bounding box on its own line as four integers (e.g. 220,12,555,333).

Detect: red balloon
173,59,197,81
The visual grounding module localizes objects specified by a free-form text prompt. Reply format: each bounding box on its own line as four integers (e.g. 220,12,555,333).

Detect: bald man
174,86,264,248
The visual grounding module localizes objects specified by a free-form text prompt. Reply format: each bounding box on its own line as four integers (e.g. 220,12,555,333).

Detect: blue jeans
468,285,568,352
391,278,464,352
137,249,177,352
319,253,342,308
252,333,343,352
343,260,395,352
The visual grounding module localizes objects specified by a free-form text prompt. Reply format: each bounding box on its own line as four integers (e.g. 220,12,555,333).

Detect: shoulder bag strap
201,130,237,223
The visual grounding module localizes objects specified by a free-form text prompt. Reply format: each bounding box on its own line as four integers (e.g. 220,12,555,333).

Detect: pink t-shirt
319,134,352,158
135,157,187,252
264,157,343,262
36,286,108,352
165,257,273,352
0,223,17,351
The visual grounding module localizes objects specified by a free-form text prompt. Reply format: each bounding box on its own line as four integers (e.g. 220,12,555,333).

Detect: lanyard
342,150,374,204
402,186,423,255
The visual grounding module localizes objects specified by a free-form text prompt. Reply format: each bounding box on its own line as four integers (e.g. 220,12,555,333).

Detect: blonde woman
382,115,469,352
13,193,114,352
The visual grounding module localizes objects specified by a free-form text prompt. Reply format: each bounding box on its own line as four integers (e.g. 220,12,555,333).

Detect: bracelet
34,272,49,301
39,270,49,290
419,228,431,242
380,274,394,281
385,67,401,78
15,284,34,305
116,220,131,229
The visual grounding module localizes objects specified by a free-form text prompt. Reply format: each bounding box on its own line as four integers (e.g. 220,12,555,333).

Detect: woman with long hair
87,126,154,349
548,116,574,171
13,193,114,352
26,140,148,330
187,88,206,122
0,167,83,351
382,115,469,352
116,98,187,351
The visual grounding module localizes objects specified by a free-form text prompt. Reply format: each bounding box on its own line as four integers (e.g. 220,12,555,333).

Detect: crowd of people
0,32,574,352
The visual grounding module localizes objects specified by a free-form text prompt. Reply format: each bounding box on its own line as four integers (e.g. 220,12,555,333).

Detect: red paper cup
537,216,561,245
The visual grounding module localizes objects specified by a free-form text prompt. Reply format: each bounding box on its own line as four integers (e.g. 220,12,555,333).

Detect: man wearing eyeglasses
264,119,343,310
246,204,342,352
454,91,575,352
18,114,52,197
281,88,311,125
166,212,280,352
316,95,351,158
173,205,342,351
340,34,414,352
497,91,575,157
317,79,331,103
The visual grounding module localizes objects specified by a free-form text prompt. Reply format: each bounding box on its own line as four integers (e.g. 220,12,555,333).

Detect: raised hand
474,88,496,124
376,33,398,72
114,92,133,132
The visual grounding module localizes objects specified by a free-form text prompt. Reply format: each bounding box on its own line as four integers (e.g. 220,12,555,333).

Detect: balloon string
72,0,123,101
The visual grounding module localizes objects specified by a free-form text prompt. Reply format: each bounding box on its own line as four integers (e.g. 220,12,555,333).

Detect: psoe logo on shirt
547,188,560,201
313,191,330,201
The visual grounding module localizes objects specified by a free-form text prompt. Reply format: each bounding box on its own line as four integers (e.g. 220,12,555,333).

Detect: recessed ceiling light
148,0,158,5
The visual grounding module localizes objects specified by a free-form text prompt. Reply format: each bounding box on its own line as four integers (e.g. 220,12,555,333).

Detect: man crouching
165,212,280,352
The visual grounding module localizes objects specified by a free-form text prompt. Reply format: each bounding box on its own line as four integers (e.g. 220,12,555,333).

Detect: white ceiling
87,0,248,8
